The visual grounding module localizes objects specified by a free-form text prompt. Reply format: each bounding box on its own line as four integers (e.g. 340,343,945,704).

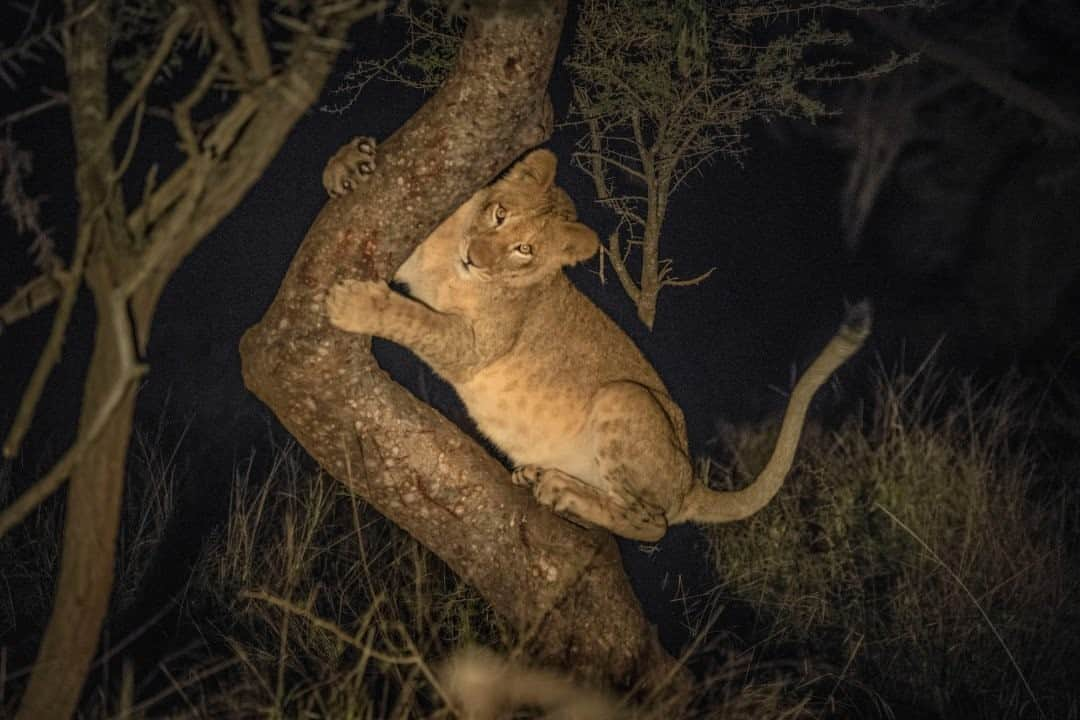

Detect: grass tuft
706,365,1080,718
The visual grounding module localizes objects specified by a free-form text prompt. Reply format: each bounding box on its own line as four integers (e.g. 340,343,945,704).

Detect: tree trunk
16,266,137,719
240,1,676,687
15,4,129,715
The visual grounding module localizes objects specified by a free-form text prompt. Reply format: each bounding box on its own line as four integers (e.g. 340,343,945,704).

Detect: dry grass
706,364,1080,719
187,442,512,718
18,363,1073,716
3,428,812,718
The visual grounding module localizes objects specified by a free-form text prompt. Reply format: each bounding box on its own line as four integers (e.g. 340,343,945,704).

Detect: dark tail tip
842,298,873,338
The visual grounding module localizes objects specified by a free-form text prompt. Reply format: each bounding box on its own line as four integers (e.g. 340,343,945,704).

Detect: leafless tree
0,2,386,716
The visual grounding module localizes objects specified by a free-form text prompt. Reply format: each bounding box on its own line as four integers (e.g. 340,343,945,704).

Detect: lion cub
326,145,870,541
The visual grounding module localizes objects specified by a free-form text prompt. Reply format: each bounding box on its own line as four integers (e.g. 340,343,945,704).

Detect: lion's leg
586,382,693,519
327,280,480,379
513,466,667,542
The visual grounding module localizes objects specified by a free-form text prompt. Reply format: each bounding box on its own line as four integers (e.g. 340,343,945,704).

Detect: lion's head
395,150,598,310
459,149,598,288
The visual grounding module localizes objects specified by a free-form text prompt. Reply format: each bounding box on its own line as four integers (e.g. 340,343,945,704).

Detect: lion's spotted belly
457,375,593,473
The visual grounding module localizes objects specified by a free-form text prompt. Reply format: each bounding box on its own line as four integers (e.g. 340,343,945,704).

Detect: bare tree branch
3,215,94,459
0,286,147,539
661,263,716,288
192,0,250,87
0,274,62,332
106,7,192,142
573,150,646,183
606,230,642,303
235,0,271,81
1,91,67,127
10,3,372,715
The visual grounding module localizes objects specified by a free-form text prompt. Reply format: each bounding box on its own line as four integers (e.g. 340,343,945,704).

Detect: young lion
325,145,870,541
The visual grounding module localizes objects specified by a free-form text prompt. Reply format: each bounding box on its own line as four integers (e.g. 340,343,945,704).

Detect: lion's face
456,153,598,289
396,150,598,308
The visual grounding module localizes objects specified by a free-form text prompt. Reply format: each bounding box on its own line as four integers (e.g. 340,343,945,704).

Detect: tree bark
240,1,676,687
15,4,130,716
17,268,138,720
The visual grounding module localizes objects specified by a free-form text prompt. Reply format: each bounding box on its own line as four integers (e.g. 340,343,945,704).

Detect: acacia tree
567,0,913,328
0,2,385,717
240,0,679,691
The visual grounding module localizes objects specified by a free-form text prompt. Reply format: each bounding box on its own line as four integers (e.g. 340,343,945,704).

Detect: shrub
707,367,1080,718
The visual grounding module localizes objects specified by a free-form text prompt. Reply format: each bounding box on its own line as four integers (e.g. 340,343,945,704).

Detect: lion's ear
558,221,599,266
508,149,558,189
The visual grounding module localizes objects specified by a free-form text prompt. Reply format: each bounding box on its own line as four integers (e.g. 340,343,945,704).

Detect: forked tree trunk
16,2,359,715
240,1,676,687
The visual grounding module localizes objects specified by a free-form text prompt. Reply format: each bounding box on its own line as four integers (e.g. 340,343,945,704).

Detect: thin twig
661,264,716,288
3,217,94,458
0,92,67,128
0,354,146,537
105,7,191,142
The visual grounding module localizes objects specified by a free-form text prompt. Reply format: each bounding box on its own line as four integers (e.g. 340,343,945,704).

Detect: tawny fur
438,646,621,720
326,146,870,541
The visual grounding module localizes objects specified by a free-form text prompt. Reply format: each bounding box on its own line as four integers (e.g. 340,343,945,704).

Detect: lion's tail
673,300,872,526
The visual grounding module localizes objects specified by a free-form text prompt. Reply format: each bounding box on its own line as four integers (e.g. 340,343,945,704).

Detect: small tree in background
567,0,911,328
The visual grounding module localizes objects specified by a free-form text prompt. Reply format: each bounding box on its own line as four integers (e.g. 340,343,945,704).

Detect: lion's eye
492,203,507,226
513,243,533,256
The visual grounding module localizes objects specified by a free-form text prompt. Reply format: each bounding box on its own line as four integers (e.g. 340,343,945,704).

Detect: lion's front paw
322,136,377,197
326,279,391,333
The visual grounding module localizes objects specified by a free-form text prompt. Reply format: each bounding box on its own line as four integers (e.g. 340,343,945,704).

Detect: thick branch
240,0,674,687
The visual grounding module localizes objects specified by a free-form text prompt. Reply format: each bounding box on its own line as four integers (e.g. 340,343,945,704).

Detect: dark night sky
3,3,1079,648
